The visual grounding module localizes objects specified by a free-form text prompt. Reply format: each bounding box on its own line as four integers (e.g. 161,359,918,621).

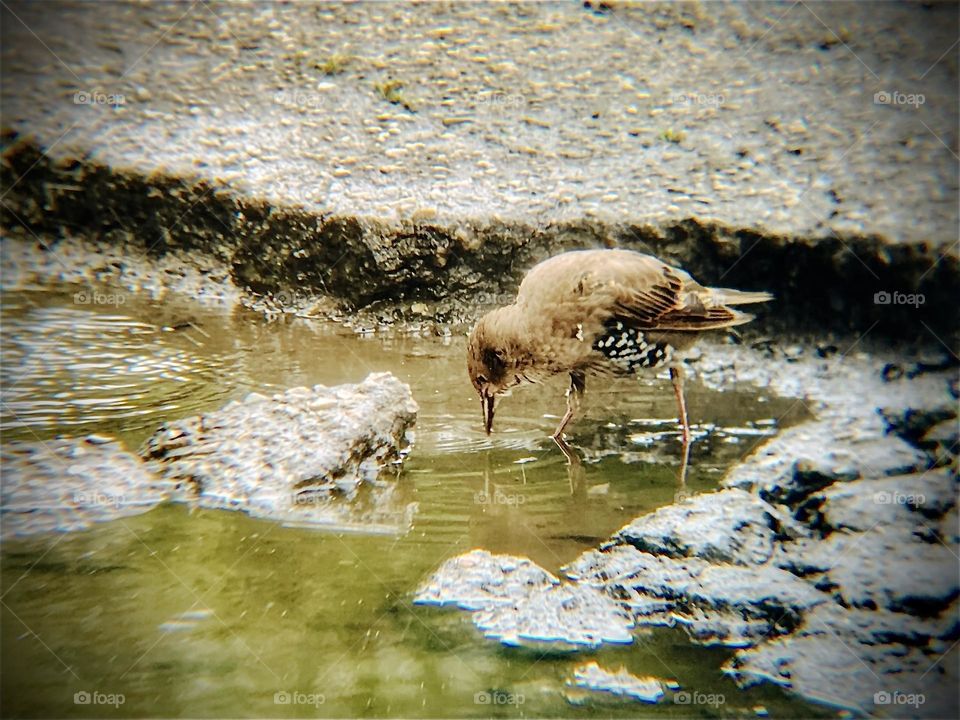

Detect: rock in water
140,372,418,532
613,487,799,565
414,549,634,648
1,435,170,538
567,662,665,703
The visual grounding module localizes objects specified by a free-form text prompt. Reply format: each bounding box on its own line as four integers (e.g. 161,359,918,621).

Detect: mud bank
2,136,957,341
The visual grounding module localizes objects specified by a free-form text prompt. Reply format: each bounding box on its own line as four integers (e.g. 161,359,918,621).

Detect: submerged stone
1,374,420,537
614,487,800,565
141,372,418,532
566,545,826,646
473,582,634,648
1,436,170,538
723,414,928,506
413,548,558,611
415,549,634,648
726,602,960,718
568,661,665,703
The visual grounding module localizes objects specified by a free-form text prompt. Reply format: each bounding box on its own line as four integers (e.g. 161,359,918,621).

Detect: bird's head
467,309,520,435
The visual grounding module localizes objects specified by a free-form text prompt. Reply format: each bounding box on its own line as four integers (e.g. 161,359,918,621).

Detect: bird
466,248,772,447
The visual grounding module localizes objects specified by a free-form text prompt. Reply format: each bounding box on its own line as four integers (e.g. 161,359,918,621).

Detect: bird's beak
482,392,495,435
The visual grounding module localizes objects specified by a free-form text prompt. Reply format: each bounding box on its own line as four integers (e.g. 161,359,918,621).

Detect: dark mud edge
2,132,957,344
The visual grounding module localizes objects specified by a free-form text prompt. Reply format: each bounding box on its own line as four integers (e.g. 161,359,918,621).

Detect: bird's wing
516,250,763,331
609,262,758,332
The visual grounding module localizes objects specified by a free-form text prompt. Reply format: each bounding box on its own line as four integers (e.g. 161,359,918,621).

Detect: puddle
0,286,825,718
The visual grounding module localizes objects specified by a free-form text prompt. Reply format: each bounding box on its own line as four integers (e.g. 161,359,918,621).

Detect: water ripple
1,306,235,441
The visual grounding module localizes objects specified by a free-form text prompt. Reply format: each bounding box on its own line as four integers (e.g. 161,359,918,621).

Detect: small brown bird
467,249,772,445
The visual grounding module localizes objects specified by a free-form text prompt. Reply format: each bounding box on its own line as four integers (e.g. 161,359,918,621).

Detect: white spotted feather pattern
592,320,673,372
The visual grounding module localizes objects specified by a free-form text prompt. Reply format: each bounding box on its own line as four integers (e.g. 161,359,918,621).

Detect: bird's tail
707,287,774,306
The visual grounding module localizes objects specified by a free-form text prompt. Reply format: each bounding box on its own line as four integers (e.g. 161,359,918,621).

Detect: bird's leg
670,365,691,487
670,366,690,445
565,447,585,495
677,426,691,488
552,371,585,441
553,433,581,468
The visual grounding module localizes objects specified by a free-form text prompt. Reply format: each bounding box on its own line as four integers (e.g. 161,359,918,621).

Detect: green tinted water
1,287,828,718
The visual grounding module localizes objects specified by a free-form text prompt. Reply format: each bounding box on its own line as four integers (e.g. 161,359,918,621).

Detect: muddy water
0,287,826,718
